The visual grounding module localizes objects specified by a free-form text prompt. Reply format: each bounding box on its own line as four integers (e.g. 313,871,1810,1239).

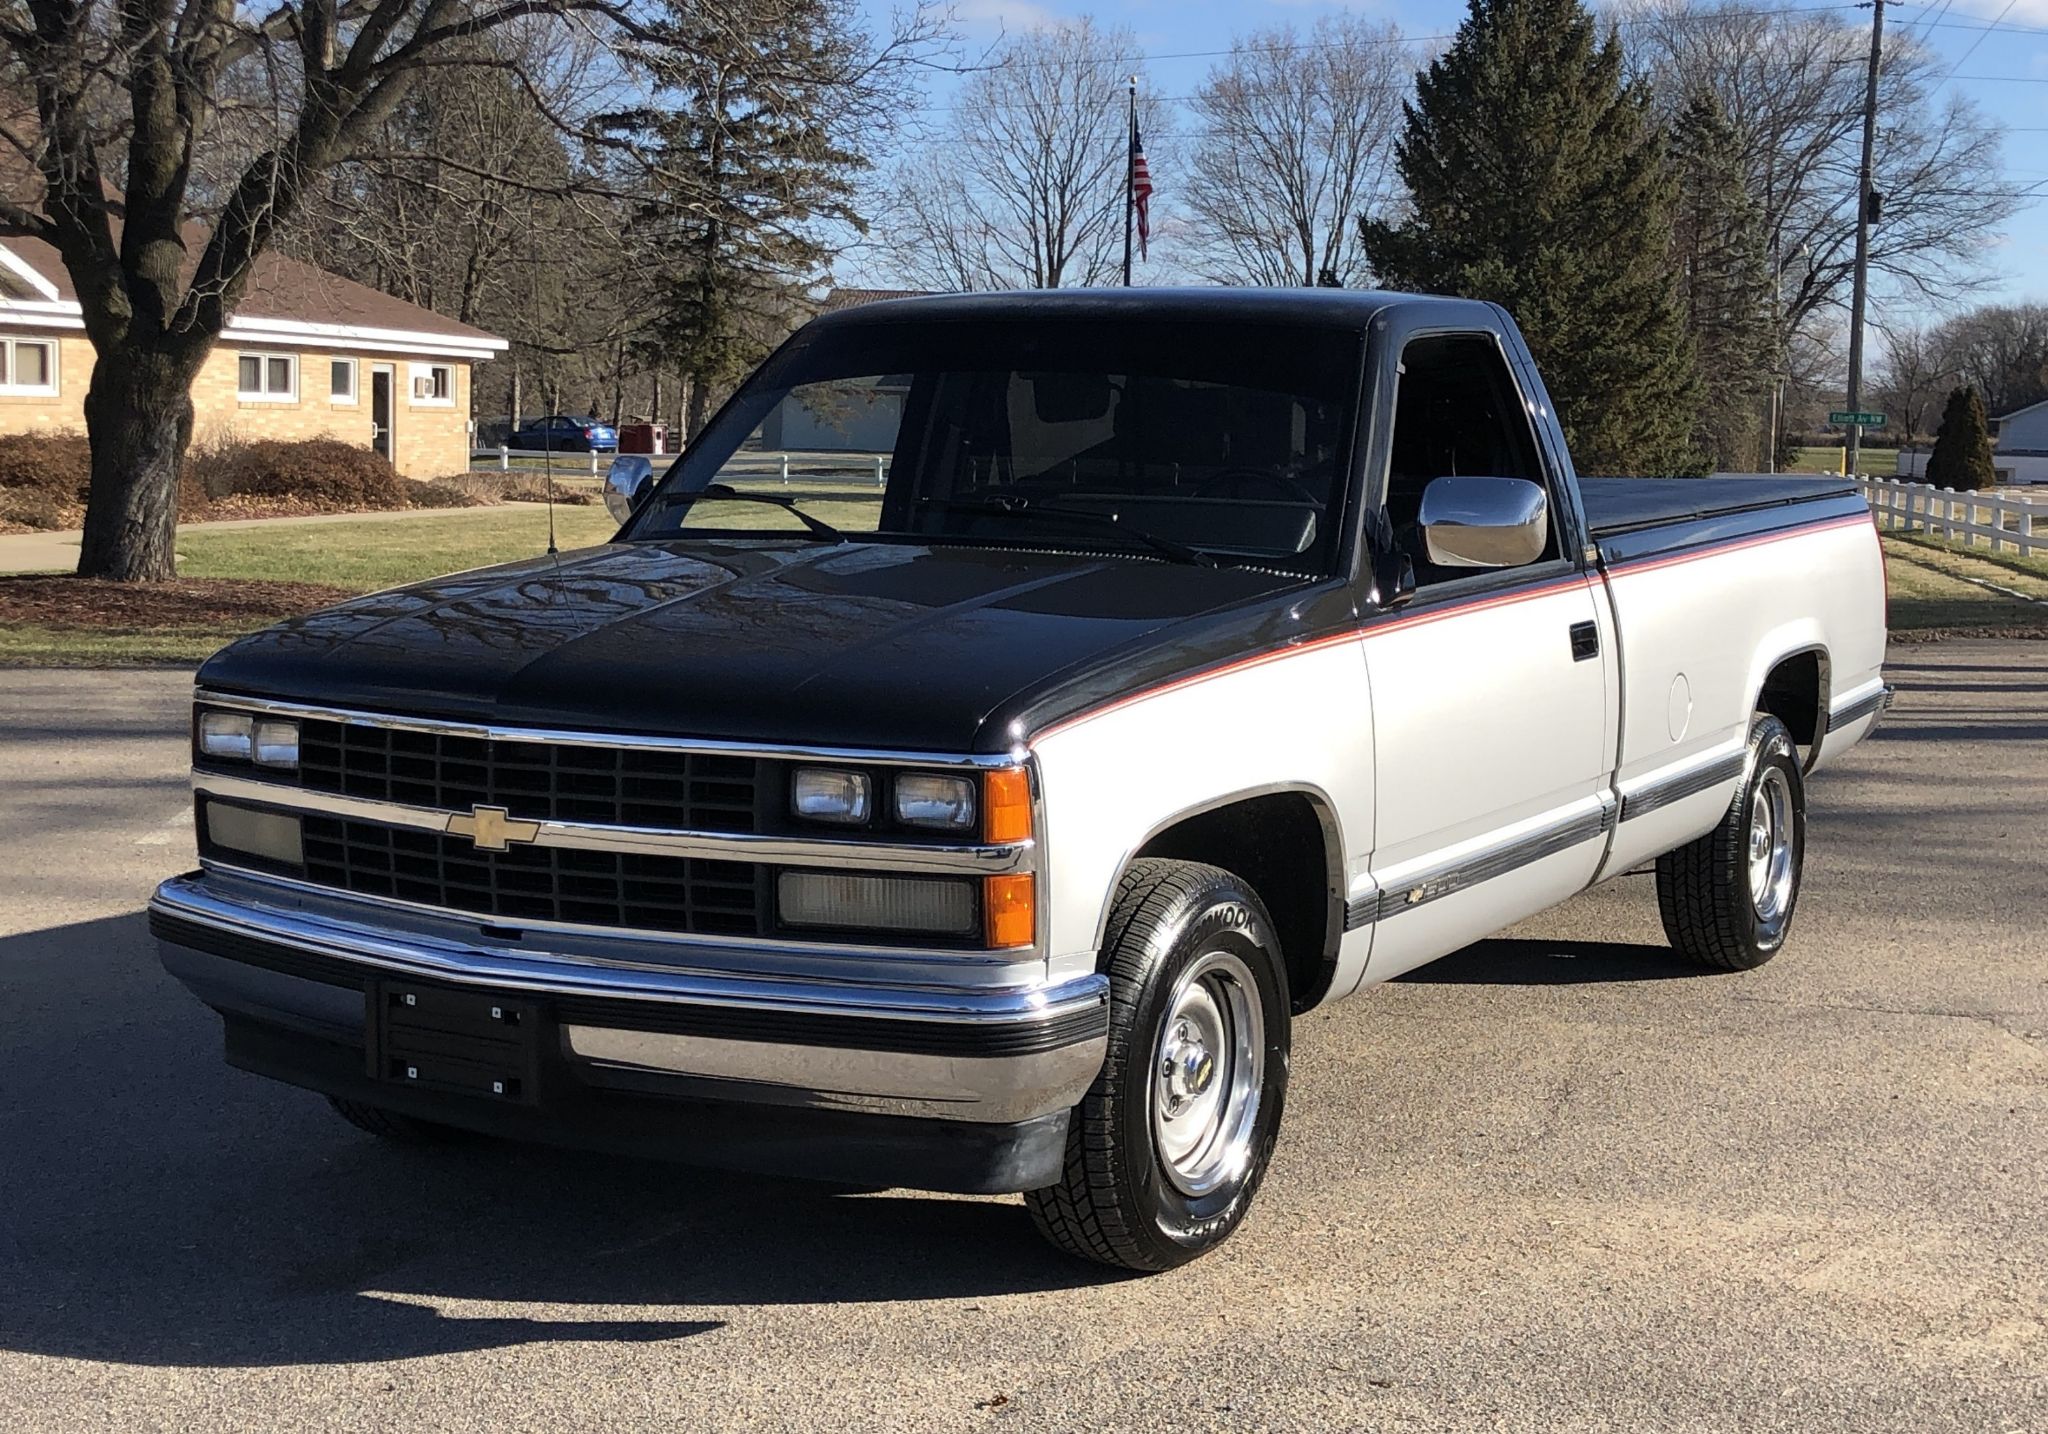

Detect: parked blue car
512,415,618,452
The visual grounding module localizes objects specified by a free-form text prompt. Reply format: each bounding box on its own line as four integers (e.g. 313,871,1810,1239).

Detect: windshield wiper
651,483,845,542
916,496,1216,568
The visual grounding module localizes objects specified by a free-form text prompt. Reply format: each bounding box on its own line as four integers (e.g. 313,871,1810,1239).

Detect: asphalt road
1,647,2042,1432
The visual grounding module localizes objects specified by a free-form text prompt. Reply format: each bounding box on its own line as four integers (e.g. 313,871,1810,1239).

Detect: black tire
326,1096,472,1145
1655,712,1806,971
1026,859,1290,1272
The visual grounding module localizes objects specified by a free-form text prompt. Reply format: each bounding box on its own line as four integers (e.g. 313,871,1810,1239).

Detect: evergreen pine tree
610,0,874,434
1361,0,1705,474
1669,92,1773,471
1926,385,1998,492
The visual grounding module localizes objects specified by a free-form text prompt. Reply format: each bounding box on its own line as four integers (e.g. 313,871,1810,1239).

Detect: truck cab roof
803,286,1498,336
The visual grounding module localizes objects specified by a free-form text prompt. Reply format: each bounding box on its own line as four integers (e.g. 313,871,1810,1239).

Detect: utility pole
1765,155,1780,475
1121,76,1136,288
1844,0,1884,478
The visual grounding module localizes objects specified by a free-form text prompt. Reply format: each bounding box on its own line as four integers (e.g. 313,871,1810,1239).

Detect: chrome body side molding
1618,749,1747,824
1826,682,1892,733
1369,803,1612,924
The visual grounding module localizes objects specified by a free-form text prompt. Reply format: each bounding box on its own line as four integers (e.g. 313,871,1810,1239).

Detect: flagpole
1121,76,1135,288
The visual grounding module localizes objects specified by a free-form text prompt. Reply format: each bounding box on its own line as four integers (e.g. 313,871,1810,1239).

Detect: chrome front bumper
150,871,1109,1125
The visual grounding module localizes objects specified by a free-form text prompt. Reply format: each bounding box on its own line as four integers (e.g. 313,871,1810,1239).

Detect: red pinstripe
1029,510,1870,745
1602,512,1873,579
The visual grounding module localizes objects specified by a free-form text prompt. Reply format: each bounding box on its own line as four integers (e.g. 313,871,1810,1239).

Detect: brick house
0,235,505,478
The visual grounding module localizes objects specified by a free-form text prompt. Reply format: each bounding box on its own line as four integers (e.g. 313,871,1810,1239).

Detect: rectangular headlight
792,767,871,825
253,719,299,769
894,773,976,830
203,799,304,867
198,711,254,761
777,871,977,937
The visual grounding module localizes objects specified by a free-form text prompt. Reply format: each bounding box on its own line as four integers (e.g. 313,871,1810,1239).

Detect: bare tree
1181,17,1407,288
1869,323,1957,445
1628,0,2021,355
0,0,932,580
882,20,1156,291
1932,302,2048,420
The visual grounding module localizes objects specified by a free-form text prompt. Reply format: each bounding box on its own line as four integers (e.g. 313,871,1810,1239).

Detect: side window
1385,334,1554,582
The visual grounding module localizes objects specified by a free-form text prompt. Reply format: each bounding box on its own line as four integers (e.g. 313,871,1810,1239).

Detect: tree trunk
76,348,199,582
685,372,712,444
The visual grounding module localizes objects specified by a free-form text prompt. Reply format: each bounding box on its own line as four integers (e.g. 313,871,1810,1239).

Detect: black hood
198,540,1329,752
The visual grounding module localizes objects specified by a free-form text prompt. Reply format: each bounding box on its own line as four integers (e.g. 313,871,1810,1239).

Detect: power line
969,0,2048,76
1938,0,2027,83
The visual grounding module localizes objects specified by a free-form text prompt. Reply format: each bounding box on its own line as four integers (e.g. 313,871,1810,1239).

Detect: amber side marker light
985,873,1036,948
984,767,1033,844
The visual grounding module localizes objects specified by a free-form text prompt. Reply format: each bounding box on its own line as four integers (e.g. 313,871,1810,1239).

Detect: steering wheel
1191,468,1321,505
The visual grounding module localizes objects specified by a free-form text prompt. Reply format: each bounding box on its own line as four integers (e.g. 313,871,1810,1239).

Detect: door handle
1569,621,1599,662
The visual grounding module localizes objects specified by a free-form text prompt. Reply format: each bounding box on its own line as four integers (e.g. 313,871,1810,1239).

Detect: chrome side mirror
604,455,655,523
1417,476,1549,568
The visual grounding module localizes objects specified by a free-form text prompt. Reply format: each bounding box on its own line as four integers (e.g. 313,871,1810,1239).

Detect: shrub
1926,386,1998,493
0,487,72,530
500,478,593,505
187,436,409,510
0,430,92,500
406,478,499,508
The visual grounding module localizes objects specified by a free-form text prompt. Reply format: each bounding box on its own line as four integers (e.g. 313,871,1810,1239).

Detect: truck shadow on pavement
1396,936,1712,984
0,913,1125,1370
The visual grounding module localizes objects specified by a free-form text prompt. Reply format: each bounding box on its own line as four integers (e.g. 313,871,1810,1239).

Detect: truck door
1357,332,1613,984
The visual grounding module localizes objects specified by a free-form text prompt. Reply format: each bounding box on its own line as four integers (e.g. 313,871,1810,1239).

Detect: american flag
1131,122,1154,261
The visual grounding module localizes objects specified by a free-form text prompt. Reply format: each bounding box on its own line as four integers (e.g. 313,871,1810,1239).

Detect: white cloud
1943,0,2048,28
952,0,1067,33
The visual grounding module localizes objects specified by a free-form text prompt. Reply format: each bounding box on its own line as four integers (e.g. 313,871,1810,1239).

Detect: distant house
1985,399,2048,485
757,289,930,453
818,287,929,314
0,235,506,478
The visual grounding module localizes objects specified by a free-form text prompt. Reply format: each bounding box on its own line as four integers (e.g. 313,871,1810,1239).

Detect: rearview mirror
1417,476,1548,569
604,455,655,523
1028,371,1114,424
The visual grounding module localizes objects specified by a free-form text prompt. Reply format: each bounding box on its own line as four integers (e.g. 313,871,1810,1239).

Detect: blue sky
872,0,2048,322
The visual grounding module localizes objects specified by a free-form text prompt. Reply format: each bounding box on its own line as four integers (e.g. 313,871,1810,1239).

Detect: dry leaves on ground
0,576,357,628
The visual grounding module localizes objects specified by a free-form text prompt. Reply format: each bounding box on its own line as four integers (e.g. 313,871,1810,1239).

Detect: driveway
0,646,2041,1431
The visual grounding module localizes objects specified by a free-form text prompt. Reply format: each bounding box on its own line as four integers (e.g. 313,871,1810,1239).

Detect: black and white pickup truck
153,291,1889,1270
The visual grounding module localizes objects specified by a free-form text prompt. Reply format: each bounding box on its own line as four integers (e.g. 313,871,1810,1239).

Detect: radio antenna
543,418,559,556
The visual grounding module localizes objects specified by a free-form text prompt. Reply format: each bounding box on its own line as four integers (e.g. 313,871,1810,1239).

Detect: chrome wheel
1747,765,1796,923
1151,949,1265,1198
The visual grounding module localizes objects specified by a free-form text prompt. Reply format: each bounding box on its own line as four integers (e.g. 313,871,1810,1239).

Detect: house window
409,363,454,406
330,358,358,405
0,337,58,395
237,352,297,401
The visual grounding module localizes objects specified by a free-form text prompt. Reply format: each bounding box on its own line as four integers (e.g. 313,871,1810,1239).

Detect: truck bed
1578,476,1861,538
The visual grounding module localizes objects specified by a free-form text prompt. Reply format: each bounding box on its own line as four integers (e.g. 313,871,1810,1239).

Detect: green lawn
0,626,246,665
1879,532,2048,636
176,507,622,590
1790,446,1899,477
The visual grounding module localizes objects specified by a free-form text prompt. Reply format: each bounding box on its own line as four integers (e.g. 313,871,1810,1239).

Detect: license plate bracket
367,981,543,1104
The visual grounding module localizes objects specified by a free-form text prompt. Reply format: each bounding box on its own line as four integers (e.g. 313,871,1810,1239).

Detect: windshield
624,318,1363,571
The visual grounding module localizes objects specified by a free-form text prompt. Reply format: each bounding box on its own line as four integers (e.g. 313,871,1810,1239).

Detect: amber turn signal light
984,873,1035,948
983,767,1033,843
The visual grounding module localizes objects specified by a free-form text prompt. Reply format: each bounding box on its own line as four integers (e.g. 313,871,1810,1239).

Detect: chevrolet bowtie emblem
446,804,541,851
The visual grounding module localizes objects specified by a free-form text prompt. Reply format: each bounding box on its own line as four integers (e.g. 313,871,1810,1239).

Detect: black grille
297,720,762,832
299,816,765,937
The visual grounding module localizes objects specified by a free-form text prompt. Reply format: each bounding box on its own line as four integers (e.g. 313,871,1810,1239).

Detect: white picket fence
465,446,891,488
1858,477,2048,559
470,445,614,473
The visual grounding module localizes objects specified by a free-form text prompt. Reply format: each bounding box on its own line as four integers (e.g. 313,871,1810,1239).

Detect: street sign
1830,410,1885,427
